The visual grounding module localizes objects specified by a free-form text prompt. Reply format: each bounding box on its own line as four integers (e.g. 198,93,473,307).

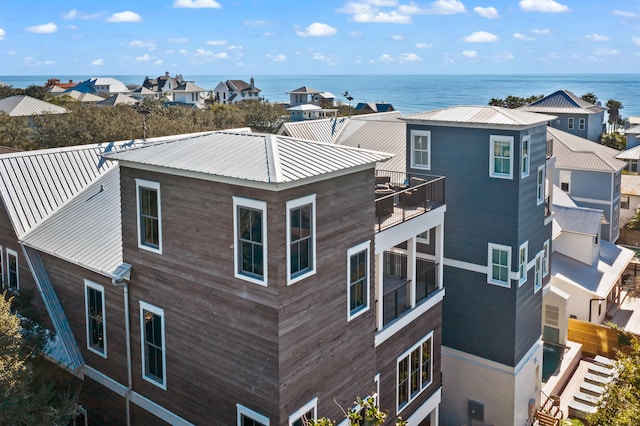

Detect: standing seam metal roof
519,90,606,114
0,95,68,116
548,127,626,172
402,105,555,126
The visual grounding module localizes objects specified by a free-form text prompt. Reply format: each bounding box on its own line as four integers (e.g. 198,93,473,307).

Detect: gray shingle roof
0,95,67,116
519,89,606,114
548,127,626,172
169,82,205,93
104,132,392,184
402,105,555,127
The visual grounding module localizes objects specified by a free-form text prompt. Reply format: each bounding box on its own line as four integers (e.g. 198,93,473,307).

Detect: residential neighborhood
1,74,640,426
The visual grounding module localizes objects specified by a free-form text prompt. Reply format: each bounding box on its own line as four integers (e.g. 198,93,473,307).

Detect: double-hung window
518,242,528,286
287,194,316,285
488,243,511,287
140,302,166,389
411,130,431,170
542,240,550,278
521,136,530,178
233,197,267,286
537,165,545,205
490,135,513,179
6,249,18,290
237,404,269,426
534,254,542,293
136,179,162,254
568,117,574,129
84,280,107,358
347,241,370,320
397,332,433,413
289,398,317,426
579,118,585,130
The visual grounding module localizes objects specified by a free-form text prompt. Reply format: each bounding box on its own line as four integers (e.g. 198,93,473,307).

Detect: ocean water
1,74,638,117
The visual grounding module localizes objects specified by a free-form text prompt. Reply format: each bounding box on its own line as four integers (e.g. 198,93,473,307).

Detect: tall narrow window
289,398,317,426
490,135,514,179
140,302,166,389
136,179,162,253
348,241,370,320
233,197,267,285
519,242,528,286
521,136,530,178
542,240,550,277
237,404,269,426
85,280,106,357
397,332,433,413
411,130,431,170
579,118,585,130
560,170,571,193
6,249,18,290
568,118,574,129
534,254,542,293
488,243,511,287
287,195,316,285
537,165,545,205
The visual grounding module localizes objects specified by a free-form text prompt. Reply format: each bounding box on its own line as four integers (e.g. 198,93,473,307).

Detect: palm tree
606,99,624,132
581,92,598,105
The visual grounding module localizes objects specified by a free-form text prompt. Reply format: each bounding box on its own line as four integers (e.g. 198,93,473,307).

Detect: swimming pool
542,343,564,383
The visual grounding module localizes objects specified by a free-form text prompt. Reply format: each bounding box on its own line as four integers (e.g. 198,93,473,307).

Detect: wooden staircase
533,394,563,426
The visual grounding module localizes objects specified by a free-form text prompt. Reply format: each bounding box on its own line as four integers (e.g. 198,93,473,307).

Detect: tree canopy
308,397,407,426
581,92,598,105
488,94,544,108
606,99,624,132
599,132,626,151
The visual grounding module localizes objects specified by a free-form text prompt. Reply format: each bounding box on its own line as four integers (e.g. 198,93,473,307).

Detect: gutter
111,263,132,426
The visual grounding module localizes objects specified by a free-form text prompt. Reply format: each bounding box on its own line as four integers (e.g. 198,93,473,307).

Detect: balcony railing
382,251,439,326
375,170,445,232
546,138,553,158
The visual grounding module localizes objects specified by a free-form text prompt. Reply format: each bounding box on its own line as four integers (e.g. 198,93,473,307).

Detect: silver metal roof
520,89,606,114
402,105,555,127
278,116,349,144
616,144,640,161
553,204,602,235
96,93,137,106
622,175,640,196
105,132,392,183
22,167,124,277
0,95,68,116
548,127,626,172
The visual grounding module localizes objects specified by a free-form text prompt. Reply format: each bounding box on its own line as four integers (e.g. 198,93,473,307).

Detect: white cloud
392,34,404,41
135,53,152,62
353,11,411,23
379,53,394,63
613,10,638,18
25,23,58,34
594,47,619,55
178,49,188,55
519,0,568,13
106,11,142,23
350,31,363,37
168,37,189,43
263,32,274,37
463,31,498,43
154,59,163,66
0,28,4,40
474,6,499,19
531,28,551,35
43,60,54,65
173,0,221,8
268,53,286,62
416,42,432,49
92,58,104,66
399,53,421,62
585,33,609,41
214,52,228,59
492,51,514,61
62,9,78,20
207,40,227,46
129,40,156,49
62,9,101,20
462,50,478,58
399,0,466,15
514,32,535,41
243,20,273,27
632,37,640,46
296,22,337,37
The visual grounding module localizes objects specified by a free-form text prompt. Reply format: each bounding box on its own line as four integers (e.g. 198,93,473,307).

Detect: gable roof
355,102,395,113
616,144,640,161
104,132,392,184
227,79,260,93
553,204,603,235
287,86,321,94
58,90,104,103
548,127,626,172
519,89,606,114
0,95,67,116
96,93,137,106
169,81,205,93
402,105,555,128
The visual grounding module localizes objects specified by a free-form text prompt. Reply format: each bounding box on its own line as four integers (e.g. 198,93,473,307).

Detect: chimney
250,77,255,89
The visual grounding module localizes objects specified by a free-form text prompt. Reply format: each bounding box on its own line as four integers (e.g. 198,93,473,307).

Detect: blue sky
1,0,640,75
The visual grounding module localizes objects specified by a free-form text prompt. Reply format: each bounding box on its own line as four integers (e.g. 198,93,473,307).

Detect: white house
621,175,640,227
70,78,129,96
214,78,261,105
167,82,206,108
286,104,336,121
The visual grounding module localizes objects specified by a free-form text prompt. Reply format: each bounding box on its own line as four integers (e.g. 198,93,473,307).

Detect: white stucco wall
554,231,598,266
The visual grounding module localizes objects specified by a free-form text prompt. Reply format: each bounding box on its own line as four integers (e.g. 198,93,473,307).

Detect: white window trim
568,117,574,129
237,404,270,426
289,397,318,426
84,280,107,358
139,301,167,390
410,129,431,170
534,252,543,293
136,179,162,254
6,248,18,290
347,241,371,321
286,194,317,285
536,165,545,206
397,331,434,414
521,135,530,178
579,118,585,130
542,240,550,278
489,135,514,179
233,197,268,286
417,230,430,244
518,242,528,286
560,170,571,193
487,243,512,288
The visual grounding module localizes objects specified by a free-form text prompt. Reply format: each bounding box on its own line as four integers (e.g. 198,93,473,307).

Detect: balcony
374,171,445,232
382,251,439,326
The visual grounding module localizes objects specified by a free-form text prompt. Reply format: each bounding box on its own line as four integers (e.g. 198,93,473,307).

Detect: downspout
112,278,132,426
588,297,605,323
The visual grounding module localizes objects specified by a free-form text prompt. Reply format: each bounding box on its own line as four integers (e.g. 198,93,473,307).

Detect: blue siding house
520,89,606,142
402,106,555,426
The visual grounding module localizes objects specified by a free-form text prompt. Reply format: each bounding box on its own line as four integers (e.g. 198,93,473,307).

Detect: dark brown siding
120,166,379,425
82,376,128,426
375,301,443,423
